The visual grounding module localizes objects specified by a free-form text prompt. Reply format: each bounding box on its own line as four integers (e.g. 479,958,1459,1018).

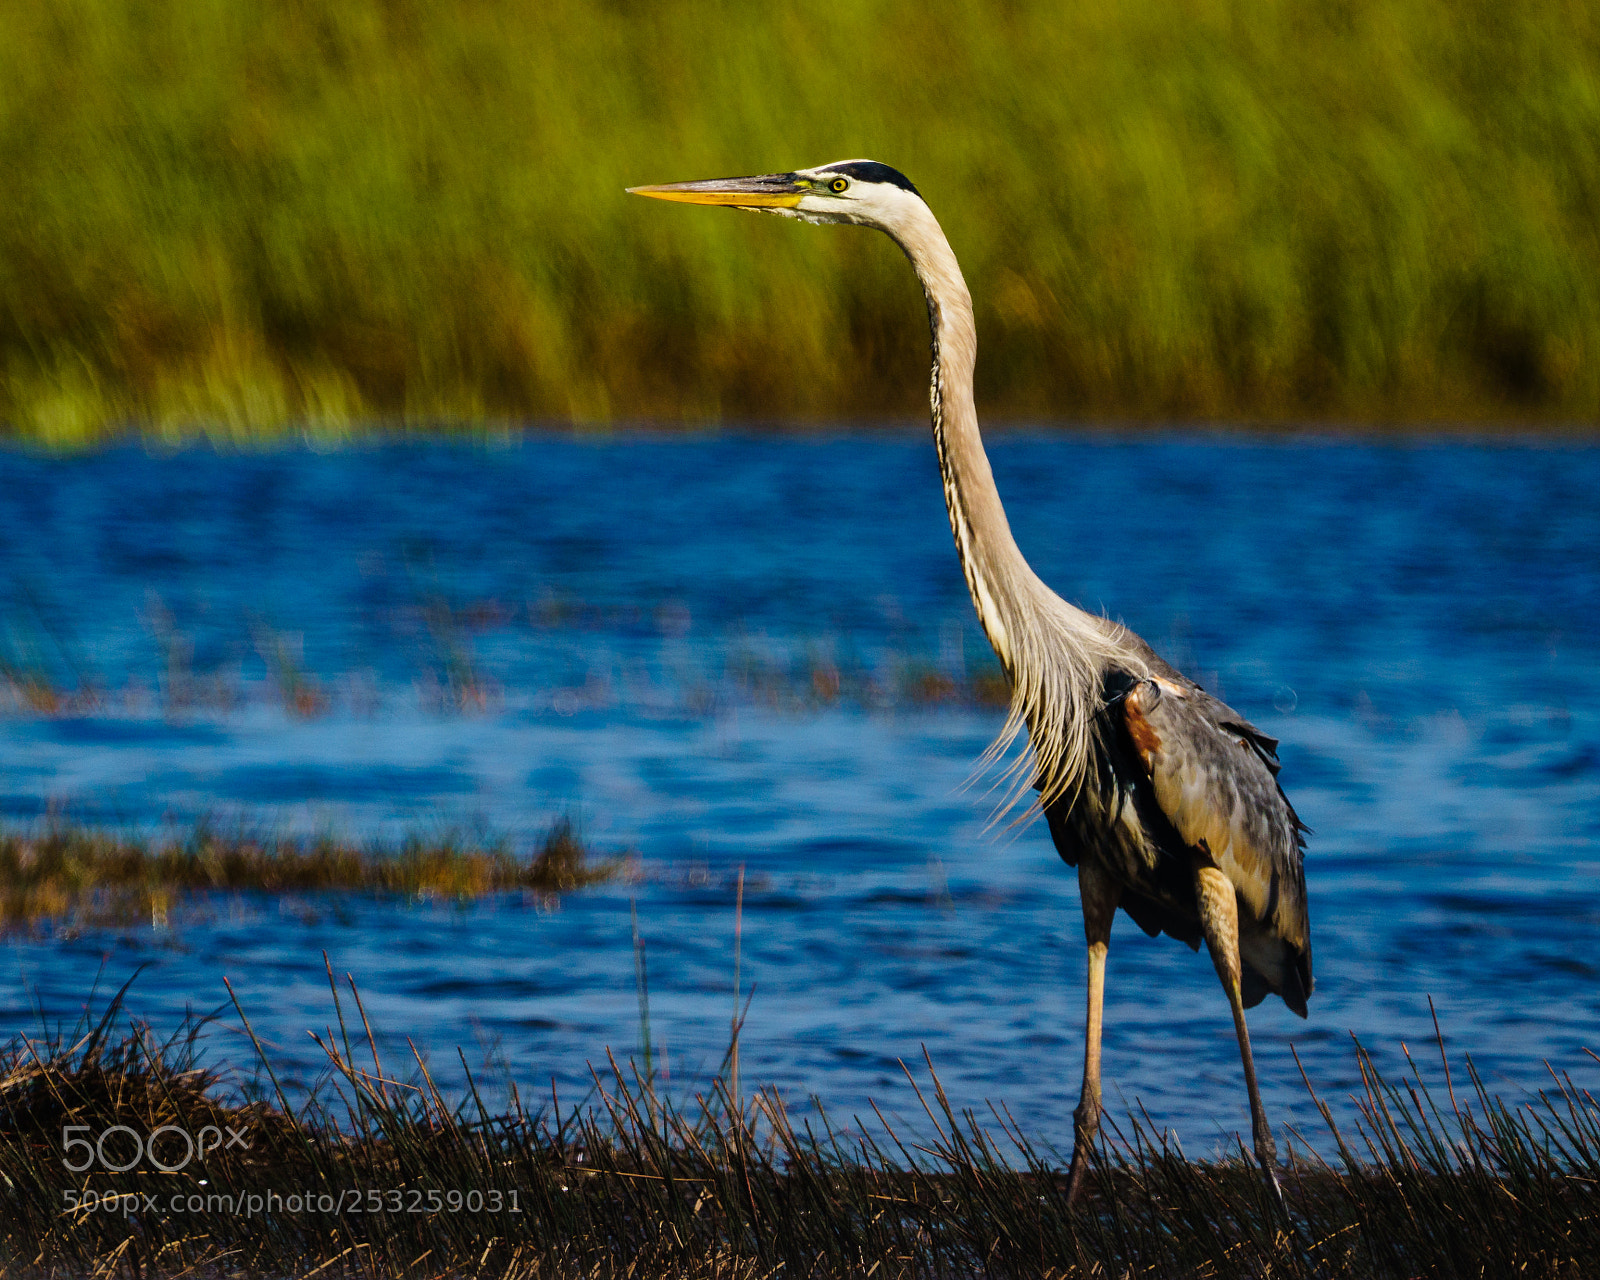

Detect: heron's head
628,160,927,235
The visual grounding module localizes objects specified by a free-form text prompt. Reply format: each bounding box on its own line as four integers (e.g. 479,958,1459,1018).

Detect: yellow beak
627,173,805,209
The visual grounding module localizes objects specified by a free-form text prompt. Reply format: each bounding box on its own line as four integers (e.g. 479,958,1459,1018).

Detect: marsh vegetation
4,0,1600,441
3,982,1597,1278
0,818,624,930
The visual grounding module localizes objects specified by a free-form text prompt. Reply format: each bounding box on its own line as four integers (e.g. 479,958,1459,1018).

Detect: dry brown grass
1,978,1597,1278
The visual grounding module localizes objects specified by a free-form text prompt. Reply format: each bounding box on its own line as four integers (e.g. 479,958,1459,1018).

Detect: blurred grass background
1,0,1597,444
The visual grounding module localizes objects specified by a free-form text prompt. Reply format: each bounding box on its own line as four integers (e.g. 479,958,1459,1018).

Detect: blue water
1,435,1597,1157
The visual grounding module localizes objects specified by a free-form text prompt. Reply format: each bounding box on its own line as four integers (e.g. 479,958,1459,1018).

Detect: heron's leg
1193,863,1281,1184
1065,859,1120,1206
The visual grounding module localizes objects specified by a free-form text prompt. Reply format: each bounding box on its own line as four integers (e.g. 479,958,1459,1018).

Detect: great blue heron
629,161,1313,1201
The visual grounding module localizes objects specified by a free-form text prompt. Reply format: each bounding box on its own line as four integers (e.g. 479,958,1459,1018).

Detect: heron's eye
830,177,848,193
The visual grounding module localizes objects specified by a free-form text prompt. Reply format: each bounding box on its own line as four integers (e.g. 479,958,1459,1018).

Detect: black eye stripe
819,161,921,197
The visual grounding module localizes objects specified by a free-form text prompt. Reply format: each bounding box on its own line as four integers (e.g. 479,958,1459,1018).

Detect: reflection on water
0,435,1597,1152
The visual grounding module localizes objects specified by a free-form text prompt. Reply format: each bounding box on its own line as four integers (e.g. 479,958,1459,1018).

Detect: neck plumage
891,204,1035,672
885,201,1131,812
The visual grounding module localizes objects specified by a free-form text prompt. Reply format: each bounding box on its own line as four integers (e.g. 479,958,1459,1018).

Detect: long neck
888,203,1040,674
885,200,1131,813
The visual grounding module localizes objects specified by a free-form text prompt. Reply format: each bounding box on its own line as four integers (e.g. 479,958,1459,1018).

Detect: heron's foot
1264,1162,1288,1220
1064,1143,1091,1206
1064,1100,1102,1206
1253,1127,1288,1219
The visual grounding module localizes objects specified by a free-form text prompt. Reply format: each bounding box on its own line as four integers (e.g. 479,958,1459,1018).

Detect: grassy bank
3,985,1597,1277
2,0,1599,444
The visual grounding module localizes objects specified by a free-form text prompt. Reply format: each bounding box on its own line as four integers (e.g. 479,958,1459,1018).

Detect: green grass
2,0,1599,444
3,981,1598,1277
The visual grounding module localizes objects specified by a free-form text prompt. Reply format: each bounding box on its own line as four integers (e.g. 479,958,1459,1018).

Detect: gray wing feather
1123,677,1313,1014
